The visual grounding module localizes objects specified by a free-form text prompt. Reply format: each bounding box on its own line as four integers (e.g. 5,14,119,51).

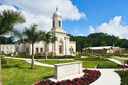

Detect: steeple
51,7,66,34
56,7,58,12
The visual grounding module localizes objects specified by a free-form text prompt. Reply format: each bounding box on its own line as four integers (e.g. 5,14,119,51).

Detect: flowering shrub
117,65,128,68
34,69,101,85
124,60,128,65
117,60,128,68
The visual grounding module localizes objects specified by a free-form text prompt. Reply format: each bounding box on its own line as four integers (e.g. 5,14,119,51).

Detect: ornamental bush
34,69,101,85
1,57,7,65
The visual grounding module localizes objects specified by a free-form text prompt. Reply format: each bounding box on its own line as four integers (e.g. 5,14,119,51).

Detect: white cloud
96,16,128,39
0,0,86,32
79,34,84,36
89,26,95,34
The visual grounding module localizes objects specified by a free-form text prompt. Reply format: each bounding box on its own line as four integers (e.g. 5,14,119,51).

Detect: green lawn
38,58,118,68
37,60,78,65
1,58,54,85
113,57,125,63
76,58,118,68
116,70,128,85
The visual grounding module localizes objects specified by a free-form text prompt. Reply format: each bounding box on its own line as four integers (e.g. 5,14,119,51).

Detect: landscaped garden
38,58,118,68
1,58,54,85
37,60,78,65
35,69,101,85
116,70,128,85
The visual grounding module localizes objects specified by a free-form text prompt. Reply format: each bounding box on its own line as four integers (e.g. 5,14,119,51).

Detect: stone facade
0,44,16,54
1,8,76,56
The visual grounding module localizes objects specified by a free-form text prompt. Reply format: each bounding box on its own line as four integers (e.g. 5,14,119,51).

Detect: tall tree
41,32,52,61
23,24,42,69
0,10,25,35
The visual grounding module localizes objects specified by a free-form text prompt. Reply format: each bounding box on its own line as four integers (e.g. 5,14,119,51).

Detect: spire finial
56,6,58,11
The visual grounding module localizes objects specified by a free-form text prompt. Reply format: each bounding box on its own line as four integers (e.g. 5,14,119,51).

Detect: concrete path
5,57,54,67
4,57,122,85
90,69,121,85
107,58,122,65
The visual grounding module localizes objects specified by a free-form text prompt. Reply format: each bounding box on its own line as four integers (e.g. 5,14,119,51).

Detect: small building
0,44,16,54
83,46,122,55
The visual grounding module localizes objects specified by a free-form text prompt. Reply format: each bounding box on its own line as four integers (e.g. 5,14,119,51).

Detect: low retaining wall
54,62,83,80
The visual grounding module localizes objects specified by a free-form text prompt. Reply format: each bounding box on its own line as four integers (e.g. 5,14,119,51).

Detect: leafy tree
69,33,128,52
0,10,25,35
23,24,42,69
40,32,52,61
0,36,14,44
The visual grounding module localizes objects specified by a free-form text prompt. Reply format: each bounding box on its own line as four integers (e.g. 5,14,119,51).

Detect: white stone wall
54,62,83,80
0,44,15,54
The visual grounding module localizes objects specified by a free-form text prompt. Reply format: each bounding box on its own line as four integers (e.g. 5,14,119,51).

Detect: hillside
69,33,128,52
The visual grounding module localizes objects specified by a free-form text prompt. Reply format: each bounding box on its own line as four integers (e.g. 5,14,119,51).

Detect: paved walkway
5,57,54,67
107,58,122,65
4,57,122,85
90,69,121,85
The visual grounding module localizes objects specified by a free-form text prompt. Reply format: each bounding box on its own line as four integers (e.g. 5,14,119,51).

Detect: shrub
16,54,31,58
1,57,7,65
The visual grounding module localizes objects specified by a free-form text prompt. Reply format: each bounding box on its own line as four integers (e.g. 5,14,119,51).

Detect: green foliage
14,54,80,59
0,36,14,44
99,61,117,68
0,10,25,35
15,54,31,58
69,33,128,52
1,57,7,65
38,60,77,65
23,24,42,43
2,58,54,85
116,70,128,85
75,58,108,61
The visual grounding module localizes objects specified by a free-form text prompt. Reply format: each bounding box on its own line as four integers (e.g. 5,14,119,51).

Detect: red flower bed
117,60,128,68
34,70,101,85
124,61,128,65
117,65,128,68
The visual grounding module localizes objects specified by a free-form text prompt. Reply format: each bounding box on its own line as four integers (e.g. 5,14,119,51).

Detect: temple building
0,8,76,56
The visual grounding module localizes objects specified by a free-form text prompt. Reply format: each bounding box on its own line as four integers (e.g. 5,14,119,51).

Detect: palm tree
23,24,42,69
51,35,57,57
41,32,52,61
0,10,25,35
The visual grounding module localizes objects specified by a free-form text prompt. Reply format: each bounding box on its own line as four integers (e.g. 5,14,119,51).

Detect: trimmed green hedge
116,70,128,85
1,57,7,65
13,54,80,59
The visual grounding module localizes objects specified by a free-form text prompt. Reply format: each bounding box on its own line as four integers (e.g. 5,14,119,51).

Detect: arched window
59,20,61,27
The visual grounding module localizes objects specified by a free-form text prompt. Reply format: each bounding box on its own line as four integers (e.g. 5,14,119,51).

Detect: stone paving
89,69,121,85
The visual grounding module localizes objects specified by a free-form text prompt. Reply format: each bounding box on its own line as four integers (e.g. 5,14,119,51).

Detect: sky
0,0,128,39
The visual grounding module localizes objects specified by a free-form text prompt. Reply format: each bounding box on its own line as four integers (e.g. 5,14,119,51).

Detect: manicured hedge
14,54,80,59
116,70,128,85
1,57,7,65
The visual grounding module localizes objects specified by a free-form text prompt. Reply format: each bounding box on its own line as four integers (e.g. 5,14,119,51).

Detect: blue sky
0,0,128,39
63,0,128,36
